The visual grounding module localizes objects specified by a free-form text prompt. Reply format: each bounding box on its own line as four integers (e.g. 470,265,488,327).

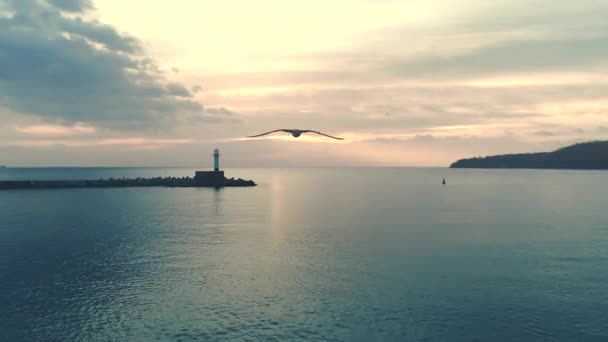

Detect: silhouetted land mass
450,141,608,169
0,175,256,190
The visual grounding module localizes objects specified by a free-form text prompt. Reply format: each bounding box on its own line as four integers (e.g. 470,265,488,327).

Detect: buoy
442,178,446,185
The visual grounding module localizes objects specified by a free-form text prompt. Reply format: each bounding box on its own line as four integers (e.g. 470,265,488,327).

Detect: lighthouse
194,148,225,184
213,148,220,172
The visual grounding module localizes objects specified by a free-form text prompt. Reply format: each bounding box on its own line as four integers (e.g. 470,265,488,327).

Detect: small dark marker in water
442,178,446,185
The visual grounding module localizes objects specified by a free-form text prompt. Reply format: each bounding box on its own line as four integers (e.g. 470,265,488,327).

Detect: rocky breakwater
0,173,256,190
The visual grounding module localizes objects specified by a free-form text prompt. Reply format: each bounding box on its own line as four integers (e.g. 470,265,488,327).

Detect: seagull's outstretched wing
247,129,289,138
304,130,345,140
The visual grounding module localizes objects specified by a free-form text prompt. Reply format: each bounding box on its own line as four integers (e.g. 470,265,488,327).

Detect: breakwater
0,174,256,190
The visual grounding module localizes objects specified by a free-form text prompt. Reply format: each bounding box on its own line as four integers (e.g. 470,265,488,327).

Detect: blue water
1,167,608,341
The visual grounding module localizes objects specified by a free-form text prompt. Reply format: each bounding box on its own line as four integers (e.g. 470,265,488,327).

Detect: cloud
533,130,555,137
199,107,239,124
597,127,608,134
1,137,193,148
572,128,585,134
47,0,93,12
166,83,192,97
382,36,608,80
15,123,96,136
205,107,234,115
196,1,608,89
0,0,225,128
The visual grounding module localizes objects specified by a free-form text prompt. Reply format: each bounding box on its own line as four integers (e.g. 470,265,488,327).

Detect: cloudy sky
1,0,607,166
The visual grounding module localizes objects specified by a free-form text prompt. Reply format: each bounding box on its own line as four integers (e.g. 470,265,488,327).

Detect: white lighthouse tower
194,148,224,183
213,148,220,172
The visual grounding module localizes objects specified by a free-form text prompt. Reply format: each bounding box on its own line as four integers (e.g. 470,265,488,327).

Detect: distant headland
450,141,608,170
0,149,256,190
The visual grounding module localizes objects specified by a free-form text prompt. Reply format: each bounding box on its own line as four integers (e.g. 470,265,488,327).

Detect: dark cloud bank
0,0,222,128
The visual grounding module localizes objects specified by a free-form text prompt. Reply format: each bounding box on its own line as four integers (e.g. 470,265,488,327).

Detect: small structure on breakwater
192,148,254,187
0,149,256,190
194,148,226,185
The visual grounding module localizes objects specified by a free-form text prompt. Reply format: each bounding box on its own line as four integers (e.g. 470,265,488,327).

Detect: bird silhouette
247,129,344,140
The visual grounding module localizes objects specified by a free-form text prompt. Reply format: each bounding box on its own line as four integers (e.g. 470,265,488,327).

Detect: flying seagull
247,129,344,140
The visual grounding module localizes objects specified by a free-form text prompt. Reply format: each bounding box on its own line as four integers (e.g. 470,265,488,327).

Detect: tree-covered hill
450,141,608,169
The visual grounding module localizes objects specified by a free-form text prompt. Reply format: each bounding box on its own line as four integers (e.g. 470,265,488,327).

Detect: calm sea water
1,167,608,341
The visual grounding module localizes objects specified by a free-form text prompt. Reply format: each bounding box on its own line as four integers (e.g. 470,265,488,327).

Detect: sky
0,0,607,167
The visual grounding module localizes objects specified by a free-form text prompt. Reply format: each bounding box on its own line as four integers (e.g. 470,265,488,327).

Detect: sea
1,167,607,341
